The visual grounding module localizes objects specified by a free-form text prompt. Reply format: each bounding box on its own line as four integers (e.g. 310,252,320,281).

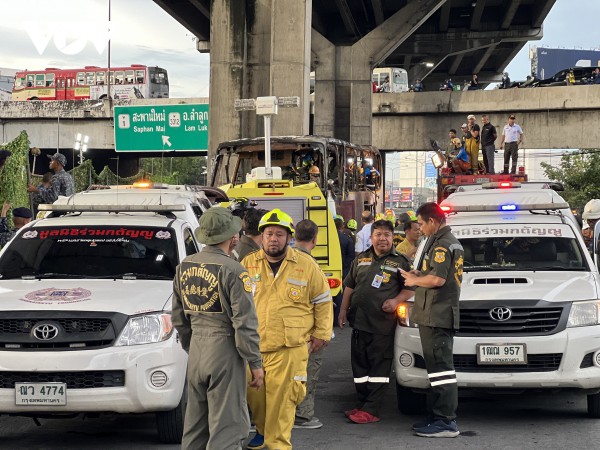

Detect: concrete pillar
208,0,246,167
323,0,447,144
244,0,272,138
269,0,312,135
311,30,335,137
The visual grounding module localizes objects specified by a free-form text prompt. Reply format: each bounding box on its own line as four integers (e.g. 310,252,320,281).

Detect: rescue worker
27,152,75,203
582,199,600,252
235,208,267,261
338,219,414,424
344,219,358,245
172,207,264,450
292,219,326,430
396,218,422,261
308,165,321,187
400,202,463,438
0,203,33,248
242,209,333,450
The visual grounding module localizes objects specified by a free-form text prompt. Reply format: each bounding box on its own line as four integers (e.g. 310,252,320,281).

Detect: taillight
440,205,451,213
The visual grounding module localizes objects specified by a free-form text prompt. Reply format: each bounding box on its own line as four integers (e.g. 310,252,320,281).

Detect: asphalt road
1,326,599,449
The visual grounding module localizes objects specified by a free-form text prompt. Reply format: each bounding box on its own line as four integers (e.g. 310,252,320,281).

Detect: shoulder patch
434,251,446,263
239,271,253,293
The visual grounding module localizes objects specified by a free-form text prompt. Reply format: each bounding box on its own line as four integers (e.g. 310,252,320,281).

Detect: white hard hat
583,199,600,220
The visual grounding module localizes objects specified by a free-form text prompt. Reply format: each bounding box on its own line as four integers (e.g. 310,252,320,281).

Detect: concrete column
311,29,335,137
328,0,447,144
208,0,246,167
244,0,272,138
269,0,312,135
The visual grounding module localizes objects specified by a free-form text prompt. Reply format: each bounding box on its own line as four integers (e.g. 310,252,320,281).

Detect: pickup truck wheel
156,383,187,443
396,383,426,415
587,392,600,418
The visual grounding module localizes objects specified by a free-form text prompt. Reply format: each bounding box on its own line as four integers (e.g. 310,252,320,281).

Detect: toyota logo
489,307,513,322
32,323,59,341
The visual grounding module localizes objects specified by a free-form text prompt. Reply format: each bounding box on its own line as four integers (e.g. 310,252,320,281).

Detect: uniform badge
382,272,391,283
422,259,427,271
240,272,253,293
288,286,301,301
434,251,446,263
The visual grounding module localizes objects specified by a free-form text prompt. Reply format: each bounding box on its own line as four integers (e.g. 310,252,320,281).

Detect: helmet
347,219,358,230
384,209,396,223
583,199,600,220
451,138,462,149
375,212,386,222
407,210,418,222
258,208,295,235
334,214,344,222
309,165,320,175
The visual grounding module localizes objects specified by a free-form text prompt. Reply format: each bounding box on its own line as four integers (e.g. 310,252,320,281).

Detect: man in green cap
172,207,264,450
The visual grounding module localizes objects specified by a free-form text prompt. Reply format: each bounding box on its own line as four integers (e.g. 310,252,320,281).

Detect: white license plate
15,383,67,406
477,344,527,364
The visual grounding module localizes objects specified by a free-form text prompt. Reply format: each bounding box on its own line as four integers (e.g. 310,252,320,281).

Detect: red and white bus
11,64,169,101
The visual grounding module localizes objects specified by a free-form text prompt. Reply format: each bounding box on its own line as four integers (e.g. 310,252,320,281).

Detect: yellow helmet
258,208,295,235
347,219,358,230
375,212,386,222
309,165,320,175
384,208,396,223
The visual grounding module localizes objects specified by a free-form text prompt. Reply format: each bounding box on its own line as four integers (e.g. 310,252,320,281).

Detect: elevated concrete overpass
153,0,557,149
371,85,600,151
2,85,597,173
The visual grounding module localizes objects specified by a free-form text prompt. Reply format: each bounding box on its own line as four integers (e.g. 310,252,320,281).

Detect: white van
394,186,600,417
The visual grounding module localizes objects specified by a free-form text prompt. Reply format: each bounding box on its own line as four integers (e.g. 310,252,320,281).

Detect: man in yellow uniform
242,209,333,450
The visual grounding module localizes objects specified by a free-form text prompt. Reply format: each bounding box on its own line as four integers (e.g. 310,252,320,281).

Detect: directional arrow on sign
162,135,172,147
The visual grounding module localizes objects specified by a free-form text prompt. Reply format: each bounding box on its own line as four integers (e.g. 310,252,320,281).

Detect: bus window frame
96,71,105,85
35,74,45,87
135,70,145,84
45,73,55,87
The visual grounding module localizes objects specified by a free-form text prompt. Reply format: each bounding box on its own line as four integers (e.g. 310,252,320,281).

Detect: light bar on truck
440,202,569,213
482,181,522,189
38,204,187,213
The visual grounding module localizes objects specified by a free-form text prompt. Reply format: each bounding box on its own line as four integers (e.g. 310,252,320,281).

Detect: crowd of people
173,200,464,449
444,113,524,176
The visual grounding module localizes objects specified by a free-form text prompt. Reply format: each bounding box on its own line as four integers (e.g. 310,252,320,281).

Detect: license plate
15,383,67,406
477,344,527,364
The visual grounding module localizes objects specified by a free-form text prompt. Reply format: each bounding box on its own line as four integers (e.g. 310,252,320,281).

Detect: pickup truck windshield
0,226,178,280
459,236,587,271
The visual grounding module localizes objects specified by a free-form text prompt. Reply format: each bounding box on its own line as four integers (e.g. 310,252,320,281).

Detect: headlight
115,312,173,346
567,301,600,328
397,303,418,328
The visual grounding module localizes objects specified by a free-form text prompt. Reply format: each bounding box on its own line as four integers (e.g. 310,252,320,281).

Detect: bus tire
99,94,112,100
29,97,40,101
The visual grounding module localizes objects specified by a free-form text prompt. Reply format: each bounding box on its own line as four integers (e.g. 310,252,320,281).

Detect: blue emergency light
500,204,518,211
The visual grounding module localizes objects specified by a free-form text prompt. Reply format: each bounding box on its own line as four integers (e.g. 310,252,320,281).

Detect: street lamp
74,133,89,165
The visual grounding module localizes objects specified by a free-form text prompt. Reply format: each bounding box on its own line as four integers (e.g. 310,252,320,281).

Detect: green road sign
114,104,209,152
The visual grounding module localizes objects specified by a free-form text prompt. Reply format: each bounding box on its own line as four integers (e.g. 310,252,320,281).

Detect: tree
0,131,31,225
541,150,600,211
140,156,208,185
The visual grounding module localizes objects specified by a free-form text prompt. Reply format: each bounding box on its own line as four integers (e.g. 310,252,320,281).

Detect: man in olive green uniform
339,219,415,424
172,207,264,450
401,202,463,438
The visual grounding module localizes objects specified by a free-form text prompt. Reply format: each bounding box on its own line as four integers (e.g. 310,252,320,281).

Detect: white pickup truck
0,203,201,443
394,186,600,418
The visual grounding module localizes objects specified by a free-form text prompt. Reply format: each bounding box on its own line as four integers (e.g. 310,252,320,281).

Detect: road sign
114,104,209,152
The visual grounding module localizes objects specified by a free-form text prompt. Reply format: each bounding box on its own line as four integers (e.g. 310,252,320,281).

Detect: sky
1,0,599,98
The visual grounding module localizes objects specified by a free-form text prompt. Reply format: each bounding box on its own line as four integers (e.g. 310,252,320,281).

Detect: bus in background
210,135,383,224
11,64,169,101
373,67,409,92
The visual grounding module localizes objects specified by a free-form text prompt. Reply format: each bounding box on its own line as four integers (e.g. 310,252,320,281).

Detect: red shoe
348,410,380,424
344,408,360,418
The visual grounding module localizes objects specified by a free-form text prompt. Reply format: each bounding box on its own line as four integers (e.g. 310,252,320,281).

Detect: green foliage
0,131,31,226
140,156,208,185
540,149,600,211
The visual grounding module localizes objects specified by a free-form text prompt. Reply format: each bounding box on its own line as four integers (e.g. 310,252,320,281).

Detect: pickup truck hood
461,271,599,302
0,279,172,315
